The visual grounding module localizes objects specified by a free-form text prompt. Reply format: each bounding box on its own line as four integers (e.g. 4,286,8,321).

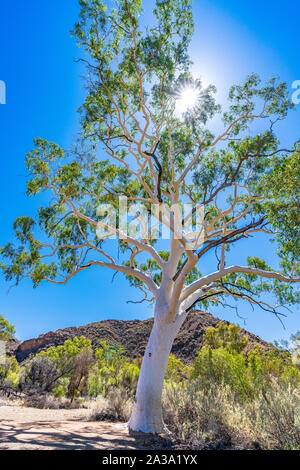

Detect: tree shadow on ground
0,420,173,450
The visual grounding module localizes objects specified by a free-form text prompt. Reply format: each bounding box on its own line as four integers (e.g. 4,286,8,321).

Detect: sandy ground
0,400,171,450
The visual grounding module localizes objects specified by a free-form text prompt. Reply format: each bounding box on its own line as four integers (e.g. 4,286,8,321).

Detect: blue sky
0,0,299,342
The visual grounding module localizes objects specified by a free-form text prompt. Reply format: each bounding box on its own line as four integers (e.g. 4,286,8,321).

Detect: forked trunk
128,310,186,434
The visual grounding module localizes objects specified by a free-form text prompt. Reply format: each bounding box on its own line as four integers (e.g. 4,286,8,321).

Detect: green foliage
38,336,92,365
203,321,249,354
37,336,94,399
0,356,20,390
0,0,297,316
88,340,140,396
29,323,297,406
21,336,141,399
254,148,300,276
52,381,68,398
164,323,300,449
165,353,189,382
191,346,255,399
0,315,15,341
191,323,300,400
0,0,297,429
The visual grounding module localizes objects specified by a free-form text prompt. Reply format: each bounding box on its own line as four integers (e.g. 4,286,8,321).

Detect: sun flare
175,86,200,114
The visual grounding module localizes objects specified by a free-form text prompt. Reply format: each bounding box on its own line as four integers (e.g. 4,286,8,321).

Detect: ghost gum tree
1,0,300,433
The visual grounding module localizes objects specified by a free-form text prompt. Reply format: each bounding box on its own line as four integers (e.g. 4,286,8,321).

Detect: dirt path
0,403,170,450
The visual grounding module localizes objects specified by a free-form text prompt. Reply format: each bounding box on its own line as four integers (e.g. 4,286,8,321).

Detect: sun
175,85,200,115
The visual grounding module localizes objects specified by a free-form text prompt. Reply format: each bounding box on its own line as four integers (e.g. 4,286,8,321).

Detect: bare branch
182,265,300,302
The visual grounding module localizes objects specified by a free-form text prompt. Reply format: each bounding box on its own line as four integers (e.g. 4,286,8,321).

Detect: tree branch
182,265,300,302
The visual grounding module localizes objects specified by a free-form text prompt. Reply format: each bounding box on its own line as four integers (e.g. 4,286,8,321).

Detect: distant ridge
7,311,270,364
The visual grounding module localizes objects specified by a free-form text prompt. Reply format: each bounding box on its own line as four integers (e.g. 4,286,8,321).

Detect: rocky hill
7,311,270,364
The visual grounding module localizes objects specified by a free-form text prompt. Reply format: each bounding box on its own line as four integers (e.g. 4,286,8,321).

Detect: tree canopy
0,0,299,320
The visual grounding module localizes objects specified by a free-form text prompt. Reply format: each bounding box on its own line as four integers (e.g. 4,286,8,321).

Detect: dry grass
88,388,133,422
162,378,300,450
249,378,300,450
22,393,88,409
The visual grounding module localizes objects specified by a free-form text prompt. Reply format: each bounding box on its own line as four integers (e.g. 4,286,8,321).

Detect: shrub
191,323,300,401
203,322,249,354
0,315,15,341
37,336,95,399
0,356,20,394
162,377,300,450
67,349,94,401
162,323,300,449
163,381,252,449
2,321,299,450
19,357,60,394
249,378,300,450
165,354,189,382
87,341,140,397
191,346,255,400
88,388,133,422
24,392,86,409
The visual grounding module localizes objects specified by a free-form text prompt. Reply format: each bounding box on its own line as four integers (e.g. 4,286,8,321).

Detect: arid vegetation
1,321,299,450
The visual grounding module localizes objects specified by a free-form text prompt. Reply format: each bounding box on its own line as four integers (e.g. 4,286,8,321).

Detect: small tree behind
0,315,15,342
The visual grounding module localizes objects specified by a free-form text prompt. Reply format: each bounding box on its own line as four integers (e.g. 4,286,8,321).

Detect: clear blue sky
0,0,299,342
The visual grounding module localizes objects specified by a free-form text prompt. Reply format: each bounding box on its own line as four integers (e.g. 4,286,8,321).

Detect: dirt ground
0,400,171,450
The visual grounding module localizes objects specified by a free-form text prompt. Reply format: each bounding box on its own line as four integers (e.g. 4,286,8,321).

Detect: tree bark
128,309,186,434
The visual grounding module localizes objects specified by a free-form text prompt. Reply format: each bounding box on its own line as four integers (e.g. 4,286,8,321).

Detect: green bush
165,354,189,382
191,322,300,401
87,341,140,396
37,336,94,399
0,356,20,391
19,356,60,394
191,346,255,399
0,315,15,341
203,322,249,354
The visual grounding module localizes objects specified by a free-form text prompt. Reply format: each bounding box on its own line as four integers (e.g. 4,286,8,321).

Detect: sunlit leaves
0,315,15,341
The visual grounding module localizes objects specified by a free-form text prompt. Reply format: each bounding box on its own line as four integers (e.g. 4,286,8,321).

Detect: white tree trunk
128,308,186,434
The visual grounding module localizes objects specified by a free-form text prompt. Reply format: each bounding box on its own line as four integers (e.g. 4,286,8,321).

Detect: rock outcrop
9,311,271,364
